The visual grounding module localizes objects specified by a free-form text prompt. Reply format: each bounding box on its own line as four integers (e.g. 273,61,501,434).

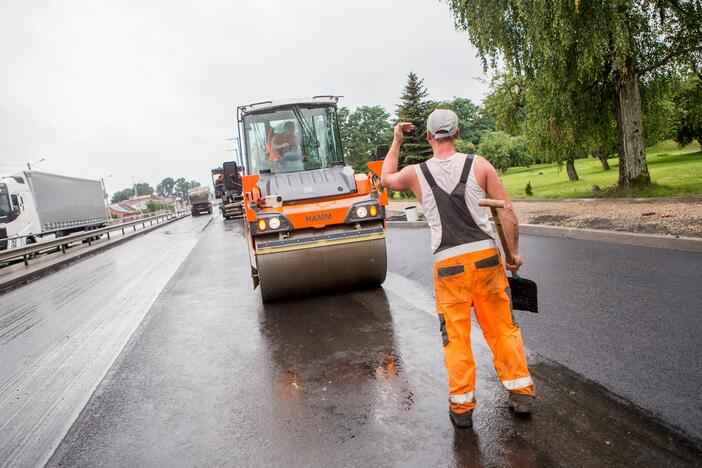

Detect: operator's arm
270,139,290,151
380,123,421,199
478,156,522,274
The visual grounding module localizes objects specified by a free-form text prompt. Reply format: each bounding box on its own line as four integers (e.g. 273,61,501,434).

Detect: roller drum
256,236,387,302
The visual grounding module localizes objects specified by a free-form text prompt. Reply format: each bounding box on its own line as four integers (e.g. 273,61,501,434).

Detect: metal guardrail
0,211,190,265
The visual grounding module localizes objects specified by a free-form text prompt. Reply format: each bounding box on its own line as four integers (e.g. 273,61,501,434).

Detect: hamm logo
305,213,333,223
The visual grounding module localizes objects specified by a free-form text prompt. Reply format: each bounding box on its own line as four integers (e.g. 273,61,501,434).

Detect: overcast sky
0,0,489,197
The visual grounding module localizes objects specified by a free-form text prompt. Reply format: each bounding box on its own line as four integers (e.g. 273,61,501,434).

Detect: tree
174,178,188,201
110,188,134,204
437,97,495,144
134,182,154,196
673,74,702,150
482,72,526,136
173,178,201,201
338,105,392,171
156,177,176,197
447,0,702,190
396,72,433,165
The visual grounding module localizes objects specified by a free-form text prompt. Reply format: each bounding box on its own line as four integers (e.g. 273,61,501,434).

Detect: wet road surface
0,215,211,467
37,217,701,467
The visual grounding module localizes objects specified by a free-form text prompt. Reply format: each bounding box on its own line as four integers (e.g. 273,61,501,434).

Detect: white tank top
415,153,496,252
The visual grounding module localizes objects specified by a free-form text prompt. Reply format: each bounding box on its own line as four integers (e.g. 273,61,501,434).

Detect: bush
145,200,163,213
507,135,533,167
525,180,533,196
455,139,477,155
478,131,511,172
478,131,535,171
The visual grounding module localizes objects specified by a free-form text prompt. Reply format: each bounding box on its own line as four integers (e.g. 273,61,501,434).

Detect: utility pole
27,157,46,171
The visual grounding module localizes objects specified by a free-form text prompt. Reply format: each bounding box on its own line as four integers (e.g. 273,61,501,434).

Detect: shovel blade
508,276,538,313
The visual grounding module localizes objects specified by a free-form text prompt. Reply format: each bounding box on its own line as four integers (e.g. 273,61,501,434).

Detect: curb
386,220,702,252
0,215,188,295
519,224,702,252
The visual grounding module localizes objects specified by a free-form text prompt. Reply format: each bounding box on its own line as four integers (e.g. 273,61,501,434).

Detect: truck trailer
188,186,212,216
0,171,109,251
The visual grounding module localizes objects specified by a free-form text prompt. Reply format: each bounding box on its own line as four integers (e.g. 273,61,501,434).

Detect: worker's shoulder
471,154,494,173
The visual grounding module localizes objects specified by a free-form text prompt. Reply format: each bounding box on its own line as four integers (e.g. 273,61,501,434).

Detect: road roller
236,96,389,302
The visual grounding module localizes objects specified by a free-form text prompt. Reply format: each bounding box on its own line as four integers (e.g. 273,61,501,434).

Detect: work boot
508,392,535,416
449,407,473,428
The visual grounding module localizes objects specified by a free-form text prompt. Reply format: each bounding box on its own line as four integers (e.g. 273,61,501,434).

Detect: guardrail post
107,232,110,240
23,254,28,266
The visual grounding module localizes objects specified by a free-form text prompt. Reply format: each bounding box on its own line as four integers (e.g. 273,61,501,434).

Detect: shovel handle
479,198,514,265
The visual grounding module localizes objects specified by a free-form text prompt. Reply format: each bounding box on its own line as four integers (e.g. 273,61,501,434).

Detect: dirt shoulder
387,198,702,238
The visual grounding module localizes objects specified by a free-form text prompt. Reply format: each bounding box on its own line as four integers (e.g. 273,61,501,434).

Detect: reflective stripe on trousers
449,392,475,405
502,376,534,390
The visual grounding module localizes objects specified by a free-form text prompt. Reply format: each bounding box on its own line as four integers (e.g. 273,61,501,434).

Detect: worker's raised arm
479,156,522,274
380,123,421,197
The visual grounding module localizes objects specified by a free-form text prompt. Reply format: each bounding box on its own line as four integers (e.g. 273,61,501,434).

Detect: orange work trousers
434,247,535,414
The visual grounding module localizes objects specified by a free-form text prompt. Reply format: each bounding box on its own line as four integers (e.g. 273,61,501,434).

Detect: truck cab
0,175,39,250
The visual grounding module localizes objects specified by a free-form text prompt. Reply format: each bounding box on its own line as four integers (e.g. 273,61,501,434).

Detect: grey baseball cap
427,109,459,140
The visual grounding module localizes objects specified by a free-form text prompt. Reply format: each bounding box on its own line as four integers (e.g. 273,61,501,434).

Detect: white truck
0,171,109,251
188,186,212,216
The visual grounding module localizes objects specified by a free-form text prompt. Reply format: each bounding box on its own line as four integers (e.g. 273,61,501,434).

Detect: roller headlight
268,217,281,229
356,206,368,218
369,205,378,217
258,219,267,231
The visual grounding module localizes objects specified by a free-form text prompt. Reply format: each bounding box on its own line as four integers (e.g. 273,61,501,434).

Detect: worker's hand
506,254,523,275
393,122,416,144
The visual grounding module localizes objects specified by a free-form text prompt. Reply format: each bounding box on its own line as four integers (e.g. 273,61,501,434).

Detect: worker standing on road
380,110,535,428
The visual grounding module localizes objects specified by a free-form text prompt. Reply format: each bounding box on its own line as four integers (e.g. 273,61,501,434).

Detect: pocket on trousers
434,264,469,304
438,313,449,346
473,254,508,294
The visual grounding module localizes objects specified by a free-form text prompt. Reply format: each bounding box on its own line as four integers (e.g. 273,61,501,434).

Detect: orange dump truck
237,96,389,301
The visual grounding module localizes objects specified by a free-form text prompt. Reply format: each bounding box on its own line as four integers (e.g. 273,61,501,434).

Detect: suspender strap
419,162,438,188
459,155,473,185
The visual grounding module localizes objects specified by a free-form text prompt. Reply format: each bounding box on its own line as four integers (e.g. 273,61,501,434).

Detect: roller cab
237,96,389,302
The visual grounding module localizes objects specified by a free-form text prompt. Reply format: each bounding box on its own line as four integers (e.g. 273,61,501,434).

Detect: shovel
479,199,539,313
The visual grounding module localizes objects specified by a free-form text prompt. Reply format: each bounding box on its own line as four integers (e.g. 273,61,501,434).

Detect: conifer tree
396,72,433,165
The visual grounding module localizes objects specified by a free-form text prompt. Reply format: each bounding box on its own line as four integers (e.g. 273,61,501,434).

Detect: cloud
0,0,488,195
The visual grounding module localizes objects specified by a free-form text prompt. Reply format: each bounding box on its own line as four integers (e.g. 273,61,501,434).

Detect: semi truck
0,170,109,251
188,186,212,215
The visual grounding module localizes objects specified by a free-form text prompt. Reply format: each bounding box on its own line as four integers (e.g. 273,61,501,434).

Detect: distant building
108,203,137,219
120,194,162,211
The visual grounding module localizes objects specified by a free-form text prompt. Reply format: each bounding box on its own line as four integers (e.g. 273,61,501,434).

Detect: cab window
10,195,21,216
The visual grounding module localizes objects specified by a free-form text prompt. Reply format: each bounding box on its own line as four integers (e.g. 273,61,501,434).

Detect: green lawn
501,141,702,199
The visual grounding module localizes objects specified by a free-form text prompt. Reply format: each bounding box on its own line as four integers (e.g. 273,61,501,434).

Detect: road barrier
0,211,190,266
